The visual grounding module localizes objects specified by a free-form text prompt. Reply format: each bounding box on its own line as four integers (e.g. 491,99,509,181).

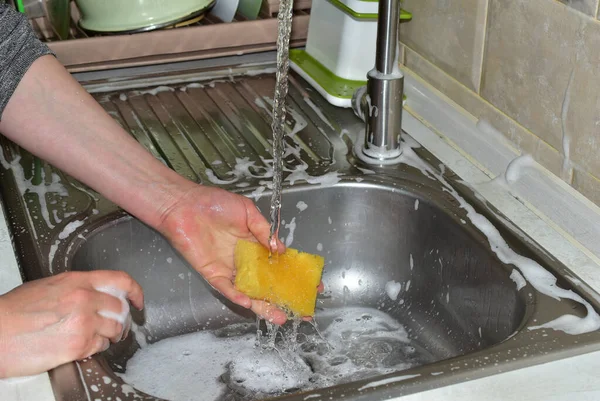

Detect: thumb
244,199,286,253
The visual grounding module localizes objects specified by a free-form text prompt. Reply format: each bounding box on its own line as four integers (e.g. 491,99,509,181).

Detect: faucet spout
353,0,404,162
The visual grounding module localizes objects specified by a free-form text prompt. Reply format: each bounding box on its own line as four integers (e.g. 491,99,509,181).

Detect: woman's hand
0,271,143,378
157,185,293,325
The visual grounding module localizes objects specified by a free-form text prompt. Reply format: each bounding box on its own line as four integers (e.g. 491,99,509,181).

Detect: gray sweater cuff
0,4,54,120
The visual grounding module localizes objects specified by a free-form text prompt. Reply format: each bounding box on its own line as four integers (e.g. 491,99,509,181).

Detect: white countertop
2,69,600,401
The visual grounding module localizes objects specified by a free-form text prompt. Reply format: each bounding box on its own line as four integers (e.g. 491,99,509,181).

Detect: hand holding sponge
234,239,324,317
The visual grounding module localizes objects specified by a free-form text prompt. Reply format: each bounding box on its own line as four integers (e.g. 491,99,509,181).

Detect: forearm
0,55,195,228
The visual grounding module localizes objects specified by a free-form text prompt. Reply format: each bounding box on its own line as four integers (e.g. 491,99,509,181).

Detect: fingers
207,274,287,325
244,198,286,254
93,291,124,316
251,300,288,325
209,276,252,309
95,314,124,344
86,336,110,358
94,291,130,342
86,270,144,310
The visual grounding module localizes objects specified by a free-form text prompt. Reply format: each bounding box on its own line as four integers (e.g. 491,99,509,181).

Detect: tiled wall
400,0,600,206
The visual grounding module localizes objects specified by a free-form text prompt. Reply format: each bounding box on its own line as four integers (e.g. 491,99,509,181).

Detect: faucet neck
358,0,404,163
375,0,401,75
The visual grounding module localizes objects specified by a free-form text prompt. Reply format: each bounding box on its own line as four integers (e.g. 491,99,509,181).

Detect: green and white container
290,0,410,108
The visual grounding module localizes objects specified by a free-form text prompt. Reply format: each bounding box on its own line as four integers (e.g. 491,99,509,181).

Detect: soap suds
497,154,536,185
358,374,420,391
285,218,297,247
121,307,424,400
58,220,85,240
296,201,308,212
95,287,131,342
385,281,402,301
248,186,266,201
560,68,575,182
138,86,175,96
206,157,274,186
285,164,341,187
510,269,527,291
394,139,600,335
0,152,68,230
356,167,376,175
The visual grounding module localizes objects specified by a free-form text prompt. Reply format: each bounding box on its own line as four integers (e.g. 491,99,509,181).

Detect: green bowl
76,0,215,33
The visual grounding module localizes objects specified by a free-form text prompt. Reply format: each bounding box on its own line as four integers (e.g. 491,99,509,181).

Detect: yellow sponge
234,239,324,317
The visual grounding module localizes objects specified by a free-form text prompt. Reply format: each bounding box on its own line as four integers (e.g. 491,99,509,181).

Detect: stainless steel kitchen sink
1,52,600,401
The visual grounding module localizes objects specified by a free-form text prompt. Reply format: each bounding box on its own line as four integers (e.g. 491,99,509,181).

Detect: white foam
317,243,323,252
95,286,131,341
494,154,536,185
229,347,312,393
296,201,308,212
510,269,527,291
0,153,68,230
130,323,147,348
121,307,422,400
205,169,236,185
285,218,297,247
206,157,274,186
288,107,309,138
286,164,342,187
385,281,402,301
58,220,85,240
560,69,575,181
414,199,419,210
356,167,376,175
358,374,420,391
396,139,600,335
248,186,266,201
138,86,175,96
48,240,60,273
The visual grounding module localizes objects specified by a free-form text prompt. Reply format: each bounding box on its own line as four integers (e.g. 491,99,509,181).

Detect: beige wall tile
403,47,568,179
400,0,487,92
558,0,598,16
573,168,600,206
482,0,600,176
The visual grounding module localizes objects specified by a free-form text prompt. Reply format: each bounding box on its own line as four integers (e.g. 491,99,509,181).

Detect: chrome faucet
352,0,404,162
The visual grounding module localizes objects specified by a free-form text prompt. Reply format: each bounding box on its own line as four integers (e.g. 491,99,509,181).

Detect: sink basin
67,182,526,400
1,53,600,401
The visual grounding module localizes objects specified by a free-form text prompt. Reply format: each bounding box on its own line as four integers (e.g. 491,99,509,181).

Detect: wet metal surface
1,55,600,401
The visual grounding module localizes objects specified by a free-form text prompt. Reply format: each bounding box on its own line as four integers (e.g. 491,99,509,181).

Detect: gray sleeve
0,4,54,119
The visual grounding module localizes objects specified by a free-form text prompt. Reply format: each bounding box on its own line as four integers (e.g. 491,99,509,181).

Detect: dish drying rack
23,0,312,72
